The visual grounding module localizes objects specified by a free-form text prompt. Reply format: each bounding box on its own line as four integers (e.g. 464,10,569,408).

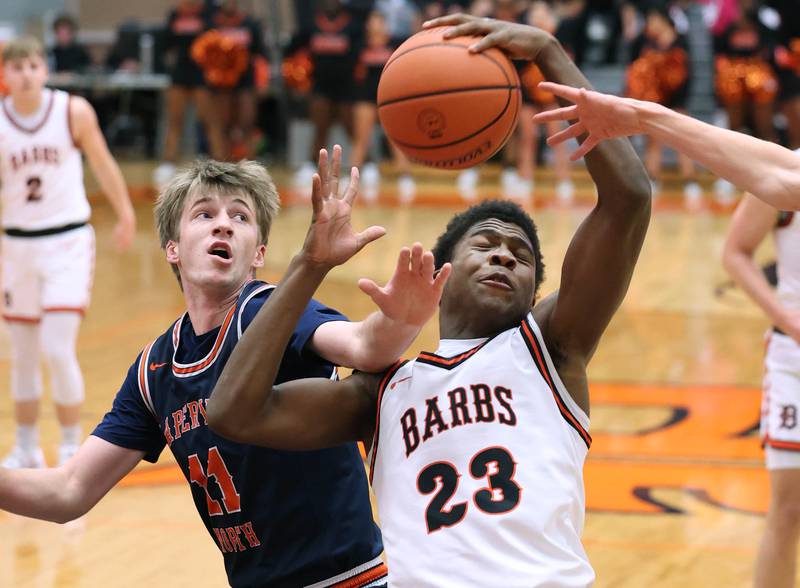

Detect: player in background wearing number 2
0,37,136,468
207,16,651,587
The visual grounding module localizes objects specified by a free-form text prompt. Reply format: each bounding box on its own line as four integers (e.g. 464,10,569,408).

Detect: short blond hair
2,36,45,63
155,160,281,281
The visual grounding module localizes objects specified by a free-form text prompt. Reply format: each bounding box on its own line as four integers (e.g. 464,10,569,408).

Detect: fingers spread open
532,104,578,124
433,262,453,293
356,226,387,251
410,242,424,274
422,13,473,29
546,121,585,146
330,144,342,198
571,135,600,161
421,250,436,281
395,246,412,275
343,166,360,206
310,174,323,219
538,81,581,103
317,148,329,197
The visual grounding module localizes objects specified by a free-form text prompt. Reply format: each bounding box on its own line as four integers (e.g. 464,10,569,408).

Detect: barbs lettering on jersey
9,146,60,171
402,384,516,457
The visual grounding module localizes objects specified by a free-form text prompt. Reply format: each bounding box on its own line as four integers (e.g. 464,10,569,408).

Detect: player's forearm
357,312,419,371
207,255,330,437
635,102,800,209
536,40,651,210
90,154,135,224
0,466,86,523
723,248,788,328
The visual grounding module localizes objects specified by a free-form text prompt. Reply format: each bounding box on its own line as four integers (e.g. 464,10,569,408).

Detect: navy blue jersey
93,281,386,588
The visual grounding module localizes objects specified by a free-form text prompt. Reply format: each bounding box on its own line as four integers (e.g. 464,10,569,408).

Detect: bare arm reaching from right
532,83,800,210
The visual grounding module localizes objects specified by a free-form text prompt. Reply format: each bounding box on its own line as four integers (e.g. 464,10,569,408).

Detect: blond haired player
0,37,135,468
723,178,800,588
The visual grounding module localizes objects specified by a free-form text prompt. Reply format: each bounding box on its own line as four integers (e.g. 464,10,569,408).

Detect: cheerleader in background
207,0,267,160
350,10,417,203
769,0,800,150
154,0,226,188
627,6,699,205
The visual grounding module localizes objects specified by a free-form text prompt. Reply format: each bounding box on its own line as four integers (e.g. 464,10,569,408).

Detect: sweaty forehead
464,219,534,250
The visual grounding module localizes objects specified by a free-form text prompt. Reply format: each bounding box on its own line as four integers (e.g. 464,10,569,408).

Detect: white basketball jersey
369,313,594,588
0,89,90,230
775,210,800,310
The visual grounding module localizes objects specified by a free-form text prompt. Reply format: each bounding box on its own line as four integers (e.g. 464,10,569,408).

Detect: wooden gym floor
0,164,779,587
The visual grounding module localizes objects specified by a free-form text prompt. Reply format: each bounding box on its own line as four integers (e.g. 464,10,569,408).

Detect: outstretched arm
206,150,450,447
308,148,445,372
426,16,651,411
70,96,136,251
0,436,143,523
532,84,800,211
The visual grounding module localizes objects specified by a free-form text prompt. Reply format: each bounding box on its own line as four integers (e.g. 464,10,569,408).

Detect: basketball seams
378,31,522,168
384,86,515,150
380,42,517,103
378,85,518,109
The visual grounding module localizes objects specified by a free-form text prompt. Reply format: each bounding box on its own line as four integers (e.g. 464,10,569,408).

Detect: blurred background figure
153,0,227,189
767,0,800,151
626,5,698,205
290,0,363,195
350,9,417,203
49,14,91,73
206,0,268,161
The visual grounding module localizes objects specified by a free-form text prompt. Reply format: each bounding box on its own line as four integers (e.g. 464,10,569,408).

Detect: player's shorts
761,329,800,469
1,223,95,323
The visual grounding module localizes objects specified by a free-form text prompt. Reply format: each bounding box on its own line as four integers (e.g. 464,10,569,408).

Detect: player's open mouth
208,242,232,261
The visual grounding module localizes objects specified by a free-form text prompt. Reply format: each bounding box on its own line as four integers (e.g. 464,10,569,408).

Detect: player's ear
252,244,266,268
165,240,179,264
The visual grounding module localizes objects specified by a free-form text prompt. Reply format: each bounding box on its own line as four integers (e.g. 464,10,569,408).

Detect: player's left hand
301,145,386,269
422,14,555,61
112,215,136,252
358,243,452,328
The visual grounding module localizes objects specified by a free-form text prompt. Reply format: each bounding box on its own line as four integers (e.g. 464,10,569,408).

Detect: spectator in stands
290,0,363,194
50,14,91,73
207,0,267,161
627,5,699,204
153,0,227,188
350,10,416,203
713,0,778,143
767,0,800,150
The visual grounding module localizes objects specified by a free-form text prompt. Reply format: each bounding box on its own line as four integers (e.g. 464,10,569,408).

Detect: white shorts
762,330,800,468
1,224,95,323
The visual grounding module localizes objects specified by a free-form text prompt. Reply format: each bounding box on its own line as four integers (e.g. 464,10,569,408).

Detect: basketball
377,27,521,170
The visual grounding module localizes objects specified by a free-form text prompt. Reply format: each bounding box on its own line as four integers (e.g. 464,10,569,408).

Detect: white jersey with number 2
0,88,89,230
369,313,595,588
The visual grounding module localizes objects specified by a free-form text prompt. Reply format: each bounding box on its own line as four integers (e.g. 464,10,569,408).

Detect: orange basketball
377,27,521,170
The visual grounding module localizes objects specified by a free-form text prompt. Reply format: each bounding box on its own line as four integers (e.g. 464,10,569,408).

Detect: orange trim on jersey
172,305,236,375
2,89,55,134
329,561,388,588
368,360,407,485
417,339,490,368
137,341,157,417
2,314,40,324
43,306,85,315
519,319,592,449
764,436,800,452
316,12,351,33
